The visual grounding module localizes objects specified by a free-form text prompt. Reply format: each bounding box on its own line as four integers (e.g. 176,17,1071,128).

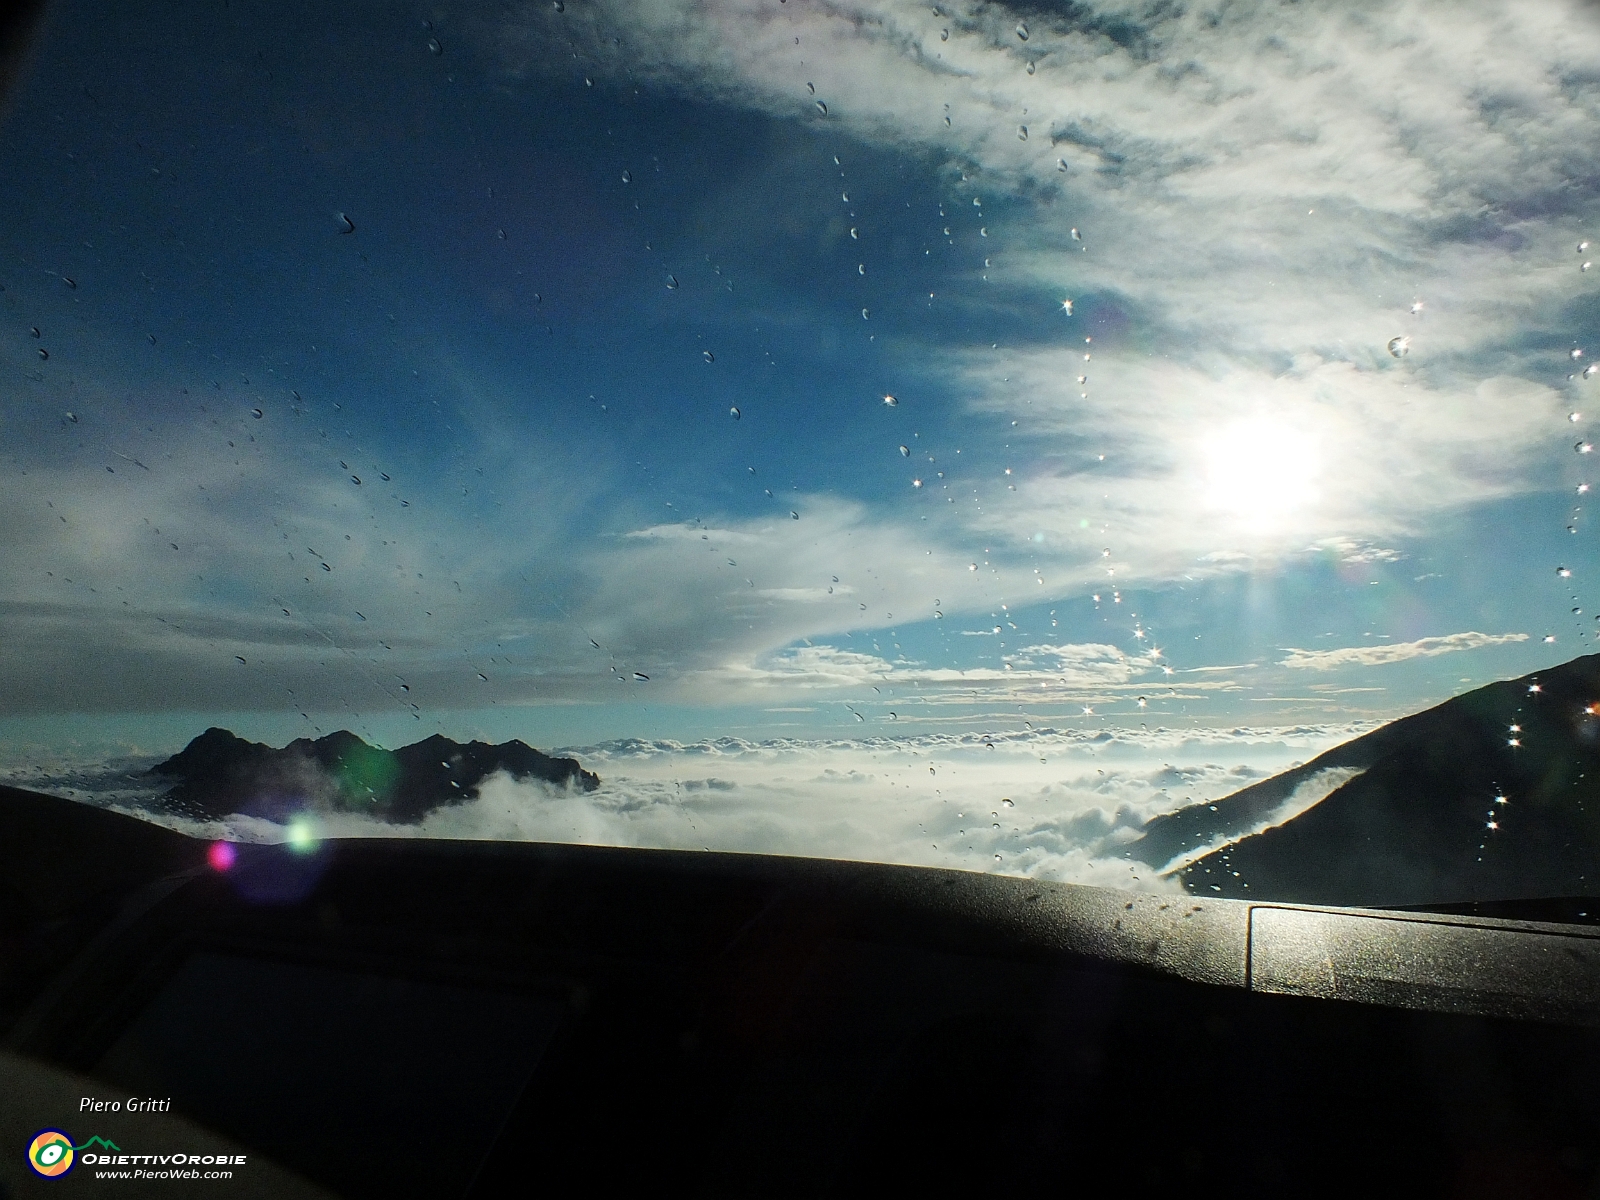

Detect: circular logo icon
28,1129,75,1178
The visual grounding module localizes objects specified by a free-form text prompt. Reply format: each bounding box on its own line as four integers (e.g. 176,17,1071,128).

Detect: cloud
486,0,1594,580
1278,631,1529,671
42,721,1371,891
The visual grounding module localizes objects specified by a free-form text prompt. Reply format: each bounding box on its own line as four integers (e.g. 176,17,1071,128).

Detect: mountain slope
1150,654,1600,907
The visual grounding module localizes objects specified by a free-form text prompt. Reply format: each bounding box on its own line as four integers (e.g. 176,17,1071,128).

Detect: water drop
1573,348,1586,360
351,475,361,485
934,610,942,618
1387,336,1410,358
1585,364,1598,379
815,100,828,115
29,326,39,337
1585,262,1593,272
1578,441,1594,454
1017,126,1027,141
899,445,910,456
791,510,800,520
427,36,442,54
1001,797,1013,807
634,672,649,681
337,212,355,234
1582,241,1591,253
251,407,263,419
944,116,951,127
807,82,815,94
850,227,858,239
940,28,948,40
37,348,47,360
703,350,715,363
968,563,977,570
862,308,870,319
883,394,898,407
1026,60,1035,74
858,263,865,275
666,274,679,289
553,0,564,9
1056,158,1067,172
62,277,75,289
64,411,78,423
979,227,987,237
236,656,247,665
729,406,741,420
889,712,897,720
913,479,923,488
621,169,632,183
855,712,865,722
1070,227,1081,241
321,561,332,572
1015,21,1028,40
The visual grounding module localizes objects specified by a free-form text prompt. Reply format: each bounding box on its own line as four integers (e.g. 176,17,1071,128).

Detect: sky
3,0,1600,777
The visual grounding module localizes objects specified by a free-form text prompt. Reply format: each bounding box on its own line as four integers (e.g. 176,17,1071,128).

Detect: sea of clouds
2,722,1374,892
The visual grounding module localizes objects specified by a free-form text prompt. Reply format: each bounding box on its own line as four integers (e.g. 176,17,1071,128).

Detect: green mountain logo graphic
73,1136,122,1152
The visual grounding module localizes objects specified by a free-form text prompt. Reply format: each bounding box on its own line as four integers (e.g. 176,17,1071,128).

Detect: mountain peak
1140,653,1600,908
149,729,598,824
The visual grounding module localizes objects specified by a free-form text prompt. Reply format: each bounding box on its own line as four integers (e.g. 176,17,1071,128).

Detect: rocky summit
149,728,599,823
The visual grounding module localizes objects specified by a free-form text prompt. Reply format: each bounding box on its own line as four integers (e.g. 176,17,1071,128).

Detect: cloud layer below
15,722,1371,890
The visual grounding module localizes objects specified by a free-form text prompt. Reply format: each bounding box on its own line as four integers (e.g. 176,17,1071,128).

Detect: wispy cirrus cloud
1278,631,1529,671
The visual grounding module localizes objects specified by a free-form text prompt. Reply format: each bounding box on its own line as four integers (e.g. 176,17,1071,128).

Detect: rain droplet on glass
815,100,828,115
1388,336,1410,358
252,407,263,418
1015,21,1028,39
703,350,715,363
427,36,442,54
883,394,898,407
729,406,741,420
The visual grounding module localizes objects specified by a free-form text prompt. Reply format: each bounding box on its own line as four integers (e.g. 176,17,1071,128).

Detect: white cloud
1278,631,1529,670
487,0,1596,581
56,722,1369,892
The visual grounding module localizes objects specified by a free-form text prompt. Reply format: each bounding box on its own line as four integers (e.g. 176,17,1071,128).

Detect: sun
1201,418,1320,528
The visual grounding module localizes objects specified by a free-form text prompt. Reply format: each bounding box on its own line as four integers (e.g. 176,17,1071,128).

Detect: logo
27,1129,76,1178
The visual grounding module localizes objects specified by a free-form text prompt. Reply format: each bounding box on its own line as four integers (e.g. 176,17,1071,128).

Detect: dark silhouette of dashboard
2,785,1599,1197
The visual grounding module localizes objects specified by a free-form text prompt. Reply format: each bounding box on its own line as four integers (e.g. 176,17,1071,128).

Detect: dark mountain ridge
150,728,599,824
1140,653,1600,907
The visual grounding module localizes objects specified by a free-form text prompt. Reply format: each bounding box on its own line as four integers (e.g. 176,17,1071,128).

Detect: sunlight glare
1202,418,1319,528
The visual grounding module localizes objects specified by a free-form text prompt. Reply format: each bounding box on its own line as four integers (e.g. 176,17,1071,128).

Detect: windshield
3,0,1598,910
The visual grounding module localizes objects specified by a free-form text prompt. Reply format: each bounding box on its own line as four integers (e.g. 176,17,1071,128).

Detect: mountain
149,728,599,824
1133,654,1600,908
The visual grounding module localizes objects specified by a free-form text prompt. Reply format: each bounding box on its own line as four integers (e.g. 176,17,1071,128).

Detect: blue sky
3,0,1599,761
